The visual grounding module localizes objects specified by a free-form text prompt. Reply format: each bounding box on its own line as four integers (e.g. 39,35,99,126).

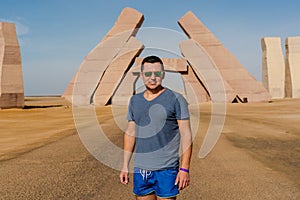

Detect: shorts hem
133,190,155,197
156,193,179,198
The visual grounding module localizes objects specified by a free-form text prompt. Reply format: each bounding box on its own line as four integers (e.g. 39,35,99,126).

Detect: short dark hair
141,55,164,72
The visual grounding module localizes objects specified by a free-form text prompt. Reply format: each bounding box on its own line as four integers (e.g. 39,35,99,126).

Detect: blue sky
1,0,299,96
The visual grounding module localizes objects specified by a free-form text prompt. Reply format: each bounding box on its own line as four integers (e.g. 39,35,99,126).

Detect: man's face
141,62,165,90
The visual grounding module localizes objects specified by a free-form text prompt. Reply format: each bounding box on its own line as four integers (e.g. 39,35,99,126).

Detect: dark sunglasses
143,71,163,77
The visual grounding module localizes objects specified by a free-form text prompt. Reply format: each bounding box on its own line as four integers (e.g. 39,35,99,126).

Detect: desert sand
0,96,299,199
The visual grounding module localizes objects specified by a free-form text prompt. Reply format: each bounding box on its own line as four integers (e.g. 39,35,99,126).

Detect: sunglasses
143,71,163,77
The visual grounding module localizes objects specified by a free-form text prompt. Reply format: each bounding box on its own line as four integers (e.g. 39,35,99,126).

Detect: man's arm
119,121,136,185
175,119,193,190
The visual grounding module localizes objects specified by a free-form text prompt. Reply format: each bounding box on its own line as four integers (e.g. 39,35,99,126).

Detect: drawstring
140,169,152,182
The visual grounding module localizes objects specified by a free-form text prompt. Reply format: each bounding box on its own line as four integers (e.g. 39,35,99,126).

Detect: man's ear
162,71,165,79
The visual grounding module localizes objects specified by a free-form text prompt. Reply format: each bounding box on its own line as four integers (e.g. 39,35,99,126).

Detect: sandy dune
0,97,299,199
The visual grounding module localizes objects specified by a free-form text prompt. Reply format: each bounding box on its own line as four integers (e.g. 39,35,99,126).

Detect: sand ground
0,97,299,199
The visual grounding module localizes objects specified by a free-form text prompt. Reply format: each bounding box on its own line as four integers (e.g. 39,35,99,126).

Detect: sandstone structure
178,11,271,102
0,22,24,109
181,65,210,103
93,37,144,106
285,37,300,98
261,37,285,99
63,7,144,105
133,57,188,73
65,8,274,106
111,64,138,106
180,39,235,102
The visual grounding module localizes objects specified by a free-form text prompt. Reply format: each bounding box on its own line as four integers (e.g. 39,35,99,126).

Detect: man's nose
150,72,156,79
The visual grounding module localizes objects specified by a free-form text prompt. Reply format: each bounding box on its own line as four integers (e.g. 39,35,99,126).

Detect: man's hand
119,169,129,185
175,170,190,190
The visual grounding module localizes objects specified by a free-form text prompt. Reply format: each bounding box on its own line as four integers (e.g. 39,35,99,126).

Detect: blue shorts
133,167,179,198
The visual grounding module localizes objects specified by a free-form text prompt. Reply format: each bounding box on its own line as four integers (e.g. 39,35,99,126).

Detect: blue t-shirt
127,88,190,170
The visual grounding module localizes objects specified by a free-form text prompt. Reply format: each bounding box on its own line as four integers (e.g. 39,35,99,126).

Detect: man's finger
179,179,184,190
175,176,179,186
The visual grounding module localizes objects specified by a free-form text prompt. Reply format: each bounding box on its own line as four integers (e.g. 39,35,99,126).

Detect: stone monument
285,37,300,98
261,37,285,99
178,11,271,102
180,39,236,103
0,22,24,109
63,7,144,105
93,37,144,106
65,7,273,105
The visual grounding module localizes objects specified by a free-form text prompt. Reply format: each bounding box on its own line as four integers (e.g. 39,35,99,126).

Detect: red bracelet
179,167,189,173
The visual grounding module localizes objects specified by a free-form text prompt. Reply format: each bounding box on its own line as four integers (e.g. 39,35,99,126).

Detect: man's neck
144,85,165,100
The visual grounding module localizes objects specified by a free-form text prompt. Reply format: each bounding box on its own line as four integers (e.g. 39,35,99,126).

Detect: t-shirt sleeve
175,94,190,120
127,96,135,121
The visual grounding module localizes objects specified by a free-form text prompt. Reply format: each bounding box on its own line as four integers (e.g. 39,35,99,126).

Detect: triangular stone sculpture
63,7,144,105
178,11,271,102
181,65,211,104
112,63,139,106
93,37,144,106
180,39,235,102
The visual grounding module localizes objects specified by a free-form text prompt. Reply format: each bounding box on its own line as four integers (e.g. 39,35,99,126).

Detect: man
119,55,193,200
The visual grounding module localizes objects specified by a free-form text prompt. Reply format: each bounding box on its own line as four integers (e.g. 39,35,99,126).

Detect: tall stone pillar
285,37,300,98
0,22,24,109
261,37,285,99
